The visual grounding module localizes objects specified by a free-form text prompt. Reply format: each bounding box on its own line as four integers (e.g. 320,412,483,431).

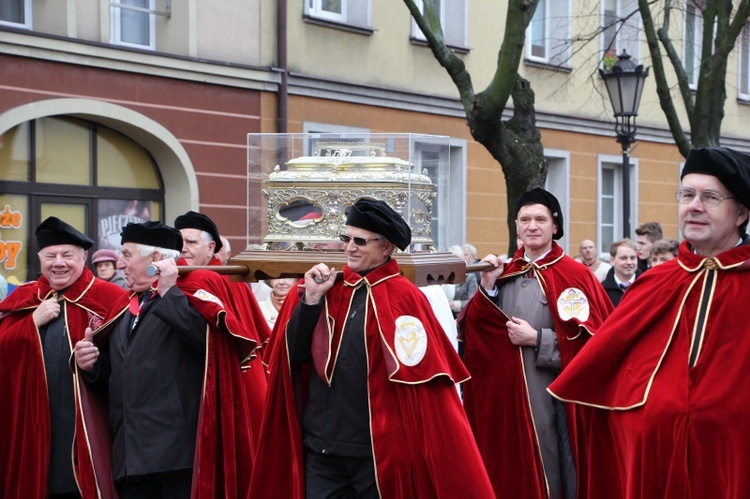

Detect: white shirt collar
523,248,552,263
614,273,635,287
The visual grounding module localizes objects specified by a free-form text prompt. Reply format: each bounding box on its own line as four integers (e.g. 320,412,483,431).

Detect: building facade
2,0,750,284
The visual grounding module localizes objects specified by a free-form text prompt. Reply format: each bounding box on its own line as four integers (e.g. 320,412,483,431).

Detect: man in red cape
459,188,613,499
549,147,750,498
0,217,127,498
174,211,270,446
249,198,495,498
74,221,258,498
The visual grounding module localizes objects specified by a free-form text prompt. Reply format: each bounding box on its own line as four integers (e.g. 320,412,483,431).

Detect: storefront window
0,122,30,181
0,194,29,292
36,117,92,185
0,117,163,285
97,127,160,189
98,199,156,249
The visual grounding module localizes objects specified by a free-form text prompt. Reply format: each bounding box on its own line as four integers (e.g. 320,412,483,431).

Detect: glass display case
247,133,451,252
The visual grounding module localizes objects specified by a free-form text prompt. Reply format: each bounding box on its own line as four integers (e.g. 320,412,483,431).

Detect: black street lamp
600,50,649,239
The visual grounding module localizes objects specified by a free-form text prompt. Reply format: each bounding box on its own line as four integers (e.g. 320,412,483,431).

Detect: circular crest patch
556,287,590,322
394,315,428,366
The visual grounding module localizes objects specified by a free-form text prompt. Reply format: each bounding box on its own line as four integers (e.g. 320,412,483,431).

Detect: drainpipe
277,0,288,133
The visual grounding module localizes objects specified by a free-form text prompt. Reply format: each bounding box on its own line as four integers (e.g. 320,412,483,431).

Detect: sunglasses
339,234,380,246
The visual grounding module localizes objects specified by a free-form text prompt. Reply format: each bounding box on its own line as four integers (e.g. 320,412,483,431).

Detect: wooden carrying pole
158,250,494,287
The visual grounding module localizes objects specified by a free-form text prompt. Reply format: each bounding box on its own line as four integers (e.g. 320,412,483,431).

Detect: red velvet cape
179,257,270,445
458,243,613,499
0,268,127,499
249,258,496,498
549,241,750,498
80,269,260,498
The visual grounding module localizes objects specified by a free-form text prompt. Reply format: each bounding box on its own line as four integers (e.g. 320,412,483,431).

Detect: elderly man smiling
0,217,126,498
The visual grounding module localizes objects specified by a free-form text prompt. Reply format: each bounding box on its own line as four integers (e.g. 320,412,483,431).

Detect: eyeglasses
675,188,735,208
339,234,380,246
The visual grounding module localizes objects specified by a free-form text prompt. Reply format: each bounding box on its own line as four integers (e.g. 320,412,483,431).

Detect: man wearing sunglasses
250,197,494,498
550,147,750,498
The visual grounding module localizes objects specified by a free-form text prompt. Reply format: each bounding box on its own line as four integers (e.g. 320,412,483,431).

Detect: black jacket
90,286,207,480
288,285,372,458
601,267,642,307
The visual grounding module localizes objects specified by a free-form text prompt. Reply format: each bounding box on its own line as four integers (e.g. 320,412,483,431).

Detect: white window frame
412,138,466,251
307,0,347,23
543,149,570,254
111,0,156,50
302,122,370,156
684,1,702,89
411,0,445,42
0,0,32,29
528,0,549,62
601,0,642,64
446,139,467,249
304,0,371,28
411,0,468,49
739,23,750,99
526,0,572,66
598,154,639,257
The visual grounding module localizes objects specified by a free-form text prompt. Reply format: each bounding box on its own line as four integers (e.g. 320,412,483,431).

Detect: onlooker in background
246,244,272,301
649,238,679,266
91,248,128,289
602,238,640,307
259,278,298,330
574,239,612,282
446,245,478,318
0,217,126,498
217,235,231,264
635,222,663,273
462,243,479,265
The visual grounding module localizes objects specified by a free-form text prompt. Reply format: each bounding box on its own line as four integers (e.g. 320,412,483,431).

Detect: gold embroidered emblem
394,315,428,366
556,287,590,322
193,289,224,308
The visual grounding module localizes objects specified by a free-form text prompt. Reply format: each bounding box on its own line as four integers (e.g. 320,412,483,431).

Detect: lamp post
600,50,649,239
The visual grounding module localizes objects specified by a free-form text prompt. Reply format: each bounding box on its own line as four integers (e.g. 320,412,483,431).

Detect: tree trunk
467,77,546,254
404,0,545,255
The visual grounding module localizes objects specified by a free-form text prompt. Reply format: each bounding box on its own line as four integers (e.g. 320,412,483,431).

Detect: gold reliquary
249,134,448,251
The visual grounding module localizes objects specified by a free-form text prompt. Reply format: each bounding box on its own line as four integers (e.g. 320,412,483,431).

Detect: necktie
619,283,629,291
130,291,153,332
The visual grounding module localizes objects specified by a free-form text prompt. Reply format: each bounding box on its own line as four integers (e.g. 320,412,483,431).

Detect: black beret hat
346,198,412,251
681,147,750,209
174,211,223,253
514,188,565,240
36,216,94,250
120,221,184,252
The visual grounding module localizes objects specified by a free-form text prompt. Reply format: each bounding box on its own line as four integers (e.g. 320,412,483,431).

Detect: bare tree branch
403,0,544,253
641,0,693,155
